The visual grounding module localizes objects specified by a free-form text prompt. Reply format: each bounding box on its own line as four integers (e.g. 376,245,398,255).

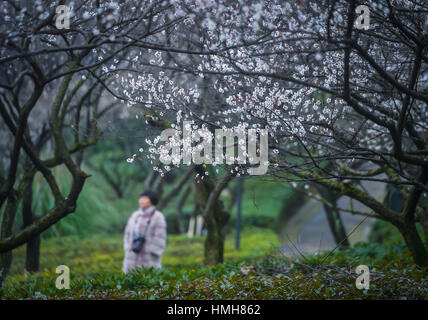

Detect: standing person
122,190,167,273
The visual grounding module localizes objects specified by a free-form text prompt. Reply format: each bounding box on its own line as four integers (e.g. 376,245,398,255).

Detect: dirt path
279,180,387,256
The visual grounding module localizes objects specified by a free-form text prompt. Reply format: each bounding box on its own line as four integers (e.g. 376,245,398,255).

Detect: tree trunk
194,166,232,265
0,250,12,289
421,211,428,252
0,193,18,287
25,236,40,273
203,205,229,265
324,205,350,248
397,221,428,267
316,184,350,248
396,167,428,267
22,181,40,273
204,222,226,264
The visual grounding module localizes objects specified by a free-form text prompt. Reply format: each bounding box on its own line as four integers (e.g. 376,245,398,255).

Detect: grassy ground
8,227,279,276
2,227,427,299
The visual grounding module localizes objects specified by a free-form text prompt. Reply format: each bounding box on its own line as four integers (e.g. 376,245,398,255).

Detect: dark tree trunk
0,193,18,287
324,205,350,248
421,212,428,254
204,223,226,264
397,221,428,267
194,166,232,265
316,184,350,248
25,236,40,273
203,201,230,265
22,181,40,273
0,249,12,289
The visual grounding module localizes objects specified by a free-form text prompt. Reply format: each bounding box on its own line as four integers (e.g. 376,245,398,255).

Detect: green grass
8,227,279,276
3,227,427,300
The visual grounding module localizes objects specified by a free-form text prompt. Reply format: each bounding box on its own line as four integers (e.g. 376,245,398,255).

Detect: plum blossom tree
119,0,428,266
191,0,428,266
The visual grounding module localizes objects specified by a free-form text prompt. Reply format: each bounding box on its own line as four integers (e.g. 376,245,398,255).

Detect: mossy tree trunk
397,168,428,267
316,184,350,248
397,221,428,267
194,165,234,265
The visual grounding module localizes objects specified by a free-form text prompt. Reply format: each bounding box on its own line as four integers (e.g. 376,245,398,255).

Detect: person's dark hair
139,190,159,206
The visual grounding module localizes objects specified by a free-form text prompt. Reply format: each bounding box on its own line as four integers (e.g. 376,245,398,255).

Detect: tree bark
316,184,350,248
22,179,40,273
0,193,18,287
397,221,428,267
398,168,428,266
194,165,233,265
420,210,428,253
